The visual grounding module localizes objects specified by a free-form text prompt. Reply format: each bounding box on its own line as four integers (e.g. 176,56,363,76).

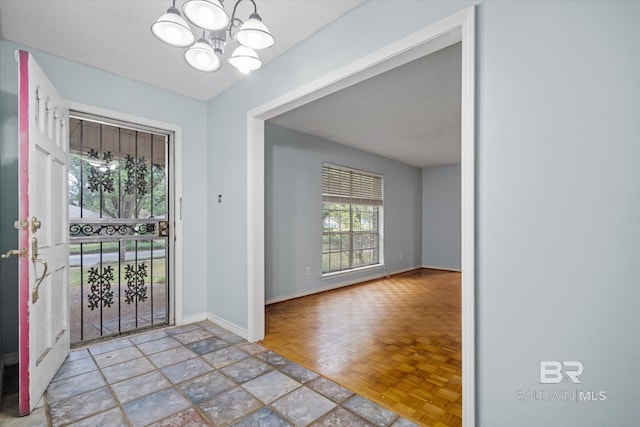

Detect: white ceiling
270,42,462,168
0,0,364,101
0,0,461,168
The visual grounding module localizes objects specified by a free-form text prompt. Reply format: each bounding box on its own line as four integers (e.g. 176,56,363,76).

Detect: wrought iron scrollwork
69,222,157,239
87,149,115,193
124,155,148,195
125,263,148,304
87,265,115,310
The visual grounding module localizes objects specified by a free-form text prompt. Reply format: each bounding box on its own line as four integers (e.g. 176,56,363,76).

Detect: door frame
246,5,475,426
67,101,184,326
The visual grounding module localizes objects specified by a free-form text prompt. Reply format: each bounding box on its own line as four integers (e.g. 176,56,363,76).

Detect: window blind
322,164,383,206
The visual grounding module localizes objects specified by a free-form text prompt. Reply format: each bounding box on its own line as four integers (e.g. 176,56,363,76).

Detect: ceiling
0,0,461,168
0,0,364,101
271,42,462,168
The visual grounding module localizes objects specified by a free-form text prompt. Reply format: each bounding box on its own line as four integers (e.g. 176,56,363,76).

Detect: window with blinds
322,163,383,274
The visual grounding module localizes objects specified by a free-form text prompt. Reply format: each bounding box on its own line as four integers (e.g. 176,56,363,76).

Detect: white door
17,50,70,415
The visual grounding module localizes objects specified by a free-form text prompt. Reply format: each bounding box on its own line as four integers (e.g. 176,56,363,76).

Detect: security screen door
67,115,171,343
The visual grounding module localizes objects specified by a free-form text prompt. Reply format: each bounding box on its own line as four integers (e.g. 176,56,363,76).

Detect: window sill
321,264,385,280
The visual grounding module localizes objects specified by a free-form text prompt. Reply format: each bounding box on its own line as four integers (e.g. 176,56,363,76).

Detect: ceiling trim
268,42,462,168
251,27,461,120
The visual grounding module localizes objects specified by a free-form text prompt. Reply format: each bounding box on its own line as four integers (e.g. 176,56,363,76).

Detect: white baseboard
177,312,249,341
422,265,462,272
266,266,421,305
391,267,423,275
178,312,208,326
3,352,19,365
168,311,249,341
207,313,248,340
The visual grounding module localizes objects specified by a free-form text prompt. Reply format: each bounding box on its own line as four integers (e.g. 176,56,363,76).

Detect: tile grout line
258,341,402,426
178,328,290,426
145,330,233,426
76,337,134,427
122,326,250,426
42,322,414,427
116,332,196,426
142,327,258,426
134,326,297,426
98,338,135,427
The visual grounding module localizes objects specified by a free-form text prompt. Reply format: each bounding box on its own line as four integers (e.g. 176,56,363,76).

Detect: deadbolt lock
158,220,169,238
14,219,29,230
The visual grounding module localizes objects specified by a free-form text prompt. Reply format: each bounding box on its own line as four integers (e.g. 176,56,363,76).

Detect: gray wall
265,123,422,303
0,40,21,355
206,1,640,425
422,164,461,270
0,40,11,395
0,51,13,360
476,1,640,425
0,39,209,354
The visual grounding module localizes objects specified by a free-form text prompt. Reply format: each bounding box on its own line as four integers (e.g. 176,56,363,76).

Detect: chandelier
151,0,275,74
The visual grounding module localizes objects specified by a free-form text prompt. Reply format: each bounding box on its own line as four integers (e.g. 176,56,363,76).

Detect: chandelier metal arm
153,0,272,73
230,0,258,20
228,17,242,39
227,0,257,38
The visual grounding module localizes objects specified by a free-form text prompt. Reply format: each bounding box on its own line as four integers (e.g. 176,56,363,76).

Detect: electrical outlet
399,253,404,260
306,267,311,276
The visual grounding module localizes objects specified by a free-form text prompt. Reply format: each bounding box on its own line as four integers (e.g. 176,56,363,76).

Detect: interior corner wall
264,123,422,303
421,164,461,270
0,39,209,353
206,0,470,330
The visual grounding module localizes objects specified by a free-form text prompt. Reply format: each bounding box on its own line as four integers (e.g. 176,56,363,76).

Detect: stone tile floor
0,321,420,426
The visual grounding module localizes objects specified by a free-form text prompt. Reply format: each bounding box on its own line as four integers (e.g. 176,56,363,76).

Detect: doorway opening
67,113,173,344
247,6,475,426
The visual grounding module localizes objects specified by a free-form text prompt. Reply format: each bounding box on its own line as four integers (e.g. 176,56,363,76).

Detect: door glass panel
68,117,170,343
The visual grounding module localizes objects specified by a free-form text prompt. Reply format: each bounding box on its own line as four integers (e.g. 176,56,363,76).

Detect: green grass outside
69,258,166,287
70,241,166,255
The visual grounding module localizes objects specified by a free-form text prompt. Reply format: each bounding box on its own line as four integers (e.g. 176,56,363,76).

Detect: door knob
1,248,27,259
31,216,42,234
31,258,48,303
31,237,48,304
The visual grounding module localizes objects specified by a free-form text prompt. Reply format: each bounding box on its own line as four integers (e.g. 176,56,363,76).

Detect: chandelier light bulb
227,46,262,74
165,26,180,42
182,0,229,30
235,13,275,50
151,6,195,47
184,38,221,72
198,8,214,23
197,53,209,67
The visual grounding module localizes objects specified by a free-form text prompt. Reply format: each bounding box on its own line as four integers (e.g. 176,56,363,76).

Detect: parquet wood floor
261,268,462,427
